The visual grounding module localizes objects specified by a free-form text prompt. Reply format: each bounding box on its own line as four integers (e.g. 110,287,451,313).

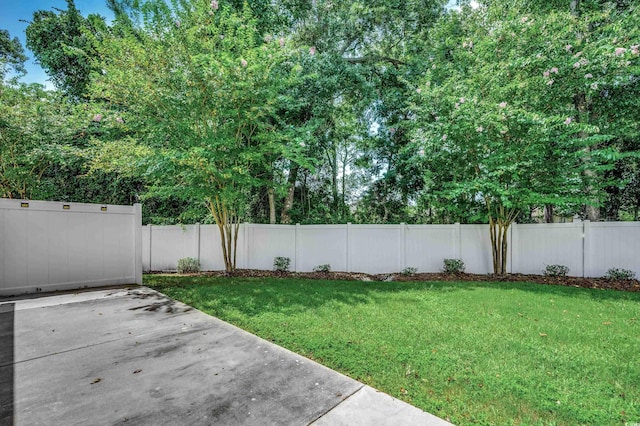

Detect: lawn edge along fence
1,199,142,296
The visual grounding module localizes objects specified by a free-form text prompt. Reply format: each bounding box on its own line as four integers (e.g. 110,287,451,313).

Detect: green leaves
0,29,27,82
411,2,640,222
87,0,312,222
25,1,108,98
8,0,639,226
405,2,640,270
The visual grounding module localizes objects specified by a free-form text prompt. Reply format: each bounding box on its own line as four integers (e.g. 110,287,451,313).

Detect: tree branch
344,55,406,67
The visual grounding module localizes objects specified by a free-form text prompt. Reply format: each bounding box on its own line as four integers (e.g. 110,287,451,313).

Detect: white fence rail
142,221,640,278
1,199,142,296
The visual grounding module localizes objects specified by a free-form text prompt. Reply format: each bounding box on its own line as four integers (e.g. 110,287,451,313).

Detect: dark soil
150,269,640,292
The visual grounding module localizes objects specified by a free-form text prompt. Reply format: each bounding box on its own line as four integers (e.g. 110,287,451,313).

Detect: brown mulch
150,269,640,292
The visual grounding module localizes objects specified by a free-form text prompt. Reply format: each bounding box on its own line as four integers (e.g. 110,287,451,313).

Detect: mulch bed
150,269,640,292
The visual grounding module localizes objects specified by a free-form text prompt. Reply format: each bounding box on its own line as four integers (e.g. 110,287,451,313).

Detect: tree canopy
0,29,28,82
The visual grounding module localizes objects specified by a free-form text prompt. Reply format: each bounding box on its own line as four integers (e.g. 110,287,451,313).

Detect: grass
145,275,640,425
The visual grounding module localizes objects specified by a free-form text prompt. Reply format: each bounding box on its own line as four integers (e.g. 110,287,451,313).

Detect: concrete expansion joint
3,335,134,368
307,384,365,425
5,322,213,368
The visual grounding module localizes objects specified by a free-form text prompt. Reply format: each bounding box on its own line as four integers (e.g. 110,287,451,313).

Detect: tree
0,84,76,199
251,0,446,225
88,0,310,272
26,0,107,98
0,29,28,82
409,4,639,274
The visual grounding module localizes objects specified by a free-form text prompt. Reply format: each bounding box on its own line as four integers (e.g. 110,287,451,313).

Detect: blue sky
1,0,114,89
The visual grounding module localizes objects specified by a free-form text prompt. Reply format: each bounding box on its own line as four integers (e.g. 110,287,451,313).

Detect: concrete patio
0,287,450,425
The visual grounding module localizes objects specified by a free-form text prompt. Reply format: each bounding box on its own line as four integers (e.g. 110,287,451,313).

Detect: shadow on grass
146,275,640,318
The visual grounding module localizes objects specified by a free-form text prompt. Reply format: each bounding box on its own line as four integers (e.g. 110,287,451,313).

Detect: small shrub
273,256,291,272
176,257,200,274
401,267,418,276
543,264,569,277
313,264,331,272
443,258,465,274
604,268,636,280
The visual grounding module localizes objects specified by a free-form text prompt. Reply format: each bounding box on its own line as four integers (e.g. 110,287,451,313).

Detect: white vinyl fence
1,199,142,296
142,221,640,278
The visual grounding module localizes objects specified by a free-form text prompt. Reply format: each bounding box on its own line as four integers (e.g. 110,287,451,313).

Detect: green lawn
145,275,640,425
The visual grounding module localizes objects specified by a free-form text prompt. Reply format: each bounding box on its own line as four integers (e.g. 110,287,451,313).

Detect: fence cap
0,198,137,214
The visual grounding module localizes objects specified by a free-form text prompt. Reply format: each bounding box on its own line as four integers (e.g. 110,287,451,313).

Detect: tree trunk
331,150,339,217
267,187,276,224
489,219,500,274
585,203,599,221
207,196,240,273
280,165,299,224
570,5,600,222
341,159,347,220
583,145,600,221
489,219,510,275
341,144,350,221
573,88,600,222
501,222,509,274
544,204,554,223
487,203,515,275
323,144,339,220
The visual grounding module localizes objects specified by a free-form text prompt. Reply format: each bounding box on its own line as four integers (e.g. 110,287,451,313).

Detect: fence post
148,224,153,272
195,223,201,264
244,222,250,270
346,223,352,272
509,222,515,274
582,220,590,278
134,203,143,284
295,223,301,272
400,223,406,271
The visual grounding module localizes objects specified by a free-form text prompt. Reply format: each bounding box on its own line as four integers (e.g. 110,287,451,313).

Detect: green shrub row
176,256,635,280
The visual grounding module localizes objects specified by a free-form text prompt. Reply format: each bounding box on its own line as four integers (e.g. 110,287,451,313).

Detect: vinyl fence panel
405,225,458,273
511,223,584,276
297,225,348,272
148,225,199,271
1,199,141,296
198,225,228,272
142,225,151,272
584,221,640,278
459,225,495,274
349,225,402,274
245,225,296,271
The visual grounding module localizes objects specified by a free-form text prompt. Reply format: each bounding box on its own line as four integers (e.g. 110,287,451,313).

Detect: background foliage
1,0,639,226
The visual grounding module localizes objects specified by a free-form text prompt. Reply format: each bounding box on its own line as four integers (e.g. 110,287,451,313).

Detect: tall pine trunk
267,187,276,224
570,0,600,222
544,204,554,223
280,165,299,224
